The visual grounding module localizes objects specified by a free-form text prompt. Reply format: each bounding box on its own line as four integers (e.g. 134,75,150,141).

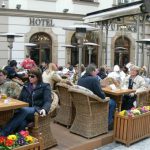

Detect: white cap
113,65,120,72
126,62,133,69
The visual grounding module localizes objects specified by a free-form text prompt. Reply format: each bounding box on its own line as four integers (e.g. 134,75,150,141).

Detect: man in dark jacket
78,64,116,128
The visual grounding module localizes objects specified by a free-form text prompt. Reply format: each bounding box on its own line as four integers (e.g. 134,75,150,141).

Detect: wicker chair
68,87,109,139
30,91,58,149
54,82,74,128
0,110,14,128
137,90,150,106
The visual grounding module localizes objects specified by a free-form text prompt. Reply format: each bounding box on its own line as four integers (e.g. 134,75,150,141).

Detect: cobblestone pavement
96,138,150,150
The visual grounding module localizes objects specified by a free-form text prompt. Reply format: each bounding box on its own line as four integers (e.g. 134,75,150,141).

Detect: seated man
0,69,22,99
78,64,116,129
121,65,147,110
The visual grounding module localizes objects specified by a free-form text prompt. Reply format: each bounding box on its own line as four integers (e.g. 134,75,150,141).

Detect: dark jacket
97,72,107,80
19,82,51,113
78,73,106,99
4,66,25,79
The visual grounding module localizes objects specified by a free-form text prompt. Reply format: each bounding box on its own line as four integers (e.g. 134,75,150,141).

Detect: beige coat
42,71,62,90
121,75,147,93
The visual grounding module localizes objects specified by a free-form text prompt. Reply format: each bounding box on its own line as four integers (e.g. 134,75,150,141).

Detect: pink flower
19,130,29,138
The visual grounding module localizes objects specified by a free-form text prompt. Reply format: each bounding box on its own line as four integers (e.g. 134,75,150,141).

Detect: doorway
29,32,52,65
114,36,130,67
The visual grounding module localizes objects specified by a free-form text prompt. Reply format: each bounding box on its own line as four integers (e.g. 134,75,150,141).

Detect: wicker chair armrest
136,89,148,95
50,91,59,113
33,112,51,128
88,94,110,103
33,111,50,119
56,82,72,88
90,100,100,104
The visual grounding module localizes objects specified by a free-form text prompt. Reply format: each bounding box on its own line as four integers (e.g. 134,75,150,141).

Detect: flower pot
114,111,150,146
14,141,41,150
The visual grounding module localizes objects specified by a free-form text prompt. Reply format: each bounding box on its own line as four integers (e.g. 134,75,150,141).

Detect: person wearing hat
108,65,123,83
121,65,147,110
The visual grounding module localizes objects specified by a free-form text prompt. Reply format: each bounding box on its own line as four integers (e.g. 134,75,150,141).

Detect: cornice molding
36,0,57,2
73,0,99,6
0,8,85,21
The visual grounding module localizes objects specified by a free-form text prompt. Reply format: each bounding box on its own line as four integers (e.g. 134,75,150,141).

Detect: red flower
0,136,5,144
5,139,14,147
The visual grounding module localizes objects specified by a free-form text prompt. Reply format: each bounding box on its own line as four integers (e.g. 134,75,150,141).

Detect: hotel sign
30,17,54,27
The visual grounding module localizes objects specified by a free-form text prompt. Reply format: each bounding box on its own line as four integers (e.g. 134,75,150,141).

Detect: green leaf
0,145,11,150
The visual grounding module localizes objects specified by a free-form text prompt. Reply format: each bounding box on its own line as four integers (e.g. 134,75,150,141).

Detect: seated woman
121,65,147,110
42,63,62,90
42,63,73,90
0,67,51,136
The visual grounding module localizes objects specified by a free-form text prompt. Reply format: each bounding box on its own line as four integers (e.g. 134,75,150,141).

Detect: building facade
0,0,148,69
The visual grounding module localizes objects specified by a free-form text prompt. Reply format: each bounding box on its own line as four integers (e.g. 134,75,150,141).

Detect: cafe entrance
114,36,130,67
29,32,52,65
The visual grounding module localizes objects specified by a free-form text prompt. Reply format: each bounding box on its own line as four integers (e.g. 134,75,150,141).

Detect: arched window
29,32,52,65
71,31,98,66
114,36,130,67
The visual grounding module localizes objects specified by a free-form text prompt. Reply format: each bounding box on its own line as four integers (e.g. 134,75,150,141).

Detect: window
118,0,129,5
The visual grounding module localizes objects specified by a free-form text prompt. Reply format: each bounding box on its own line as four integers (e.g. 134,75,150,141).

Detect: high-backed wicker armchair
30,91,58,149
68,87,109,139
136,90,150,106
54,82,74,128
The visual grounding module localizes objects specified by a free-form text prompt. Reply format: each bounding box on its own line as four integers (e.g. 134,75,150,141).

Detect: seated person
20,55,37,70
0,69,22,98
101,77,120,89
0,67,51,136
108,65,122,83
121,65,147,110
42,63,62,90
4,60,27,85
77,64,116,128
97,66,107,80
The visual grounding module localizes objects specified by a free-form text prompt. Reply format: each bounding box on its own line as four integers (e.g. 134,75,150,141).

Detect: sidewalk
97,138,150,150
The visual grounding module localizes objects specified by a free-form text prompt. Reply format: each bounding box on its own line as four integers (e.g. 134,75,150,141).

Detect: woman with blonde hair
42,63,62,90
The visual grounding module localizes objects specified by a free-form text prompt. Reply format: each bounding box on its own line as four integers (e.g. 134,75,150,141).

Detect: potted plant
0,130,42,150
114,106,150,146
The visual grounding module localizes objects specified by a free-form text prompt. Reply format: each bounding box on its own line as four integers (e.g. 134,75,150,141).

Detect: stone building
0,0,147,69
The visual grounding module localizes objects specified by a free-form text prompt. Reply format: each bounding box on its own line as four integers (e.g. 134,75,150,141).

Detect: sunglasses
28,74,36,78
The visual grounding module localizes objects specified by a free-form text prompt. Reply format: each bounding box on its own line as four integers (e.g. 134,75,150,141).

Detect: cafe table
102,87,136,111
0,97,29,126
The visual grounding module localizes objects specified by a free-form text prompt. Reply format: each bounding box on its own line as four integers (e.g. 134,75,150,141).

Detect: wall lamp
1,1,6,8
16,4,21,10
63,9,69,13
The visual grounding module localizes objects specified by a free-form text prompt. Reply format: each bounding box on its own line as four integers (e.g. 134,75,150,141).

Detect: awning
84,2,143,23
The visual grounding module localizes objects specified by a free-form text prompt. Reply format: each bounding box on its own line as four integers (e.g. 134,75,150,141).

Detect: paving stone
97,138,150,150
